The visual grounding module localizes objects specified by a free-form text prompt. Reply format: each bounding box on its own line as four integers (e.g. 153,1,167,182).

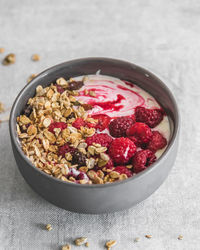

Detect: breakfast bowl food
9,58,179,213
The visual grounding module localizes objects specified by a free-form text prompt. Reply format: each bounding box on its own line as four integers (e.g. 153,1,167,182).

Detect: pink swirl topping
77,78,146,117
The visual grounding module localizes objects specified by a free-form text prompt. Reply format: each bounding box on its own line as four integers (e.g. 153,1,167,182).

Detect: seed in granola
45,224,52,231
62,244,71,250
72,149,86,166
68,81,84,91
178,235,183,240
82,103,93,111
0,102,5,113
105,240,117,248
109,171,120,179
2,53,16,65
74,237,88,246
27,74,37,83
0,47,5,53
31,54,40,61
145,235,152,239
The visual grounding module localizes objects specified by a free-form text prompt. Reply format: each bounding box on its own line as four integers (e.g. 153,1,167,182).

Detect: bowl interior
10,57,179,184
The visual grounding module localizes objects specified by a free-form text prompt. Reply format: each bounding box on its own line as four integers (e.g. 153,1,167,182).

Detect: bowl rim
9,57,180,189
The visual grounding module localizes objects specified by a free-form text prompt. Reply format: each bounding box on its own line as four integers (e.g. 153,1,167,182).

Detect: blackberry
68,81,84,90
72,149,86,166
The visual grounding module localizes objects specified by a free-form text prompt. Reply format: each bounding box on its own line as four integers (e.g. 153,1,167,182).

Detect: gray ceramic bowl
9,58,179,214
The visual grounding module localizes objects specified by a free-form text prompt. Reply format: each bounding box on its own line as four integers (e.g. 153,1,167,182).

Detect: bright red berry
109,116,135,137
58,143,73,157
115,166,133,178
72,118,85,129
135,106,164,128
85,133,113,148
92,114,111,131
49,122,67,133
126,122,152,145
147,131,167,152
132,149,156,173
109,137,136,164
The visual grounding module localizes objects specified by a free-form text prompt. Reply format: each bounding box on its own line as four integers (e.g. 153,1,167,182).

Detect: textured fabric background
0,0,199,249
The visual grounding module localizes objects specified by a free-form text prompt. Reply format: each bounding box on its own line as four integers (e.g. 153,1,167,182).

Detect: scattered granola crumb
0,47,5,53
62,244,71,250
134,237,140,242
85,242,89,247
178,235,183,240
105,240,117,249
145,235,152,239
45,224,52,231
74,237,88,246
0,102,5,113
2,53,16,65
0,115,9,123
32,54,40,61
27,74,37,83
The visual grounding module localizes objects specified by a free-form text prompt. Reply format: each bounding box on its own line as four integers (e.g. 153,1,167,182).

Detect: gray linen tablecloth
0,0,199,249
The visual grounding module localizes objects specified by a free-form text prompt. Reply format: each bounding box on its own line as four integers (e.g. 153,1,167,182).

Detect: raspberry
115,166,133,177
49,122,67,133
85,133,113,148
92,114,111,131
126,122,152,145
109,116,135,137
109,137,136,164
132,149,156,173
104,159,114,170
72,118,85,129
135,106,164,128
55,84,65,94
58,143,73,157
72,149,86,166
147,131,167,152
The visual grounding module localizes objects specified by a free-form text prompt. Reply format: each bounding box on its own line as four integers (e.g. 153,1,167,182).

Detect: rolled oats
45,224,52,231
31,54,40,61
74,237,88,246
105,240,117,249
62,244,71,250
0,47,5,53
2,53,16,65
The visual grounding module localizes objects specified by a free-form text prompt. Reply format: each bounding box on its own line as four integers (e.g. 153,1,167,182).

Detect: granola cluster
16,77,129,184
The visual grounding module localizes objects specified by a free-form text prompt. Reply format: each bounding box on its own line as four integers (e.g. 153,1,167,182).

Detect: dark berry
68,81,84,91
109,116,135,137
132,149,156,173
135,106,164,128
72,149,86,166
